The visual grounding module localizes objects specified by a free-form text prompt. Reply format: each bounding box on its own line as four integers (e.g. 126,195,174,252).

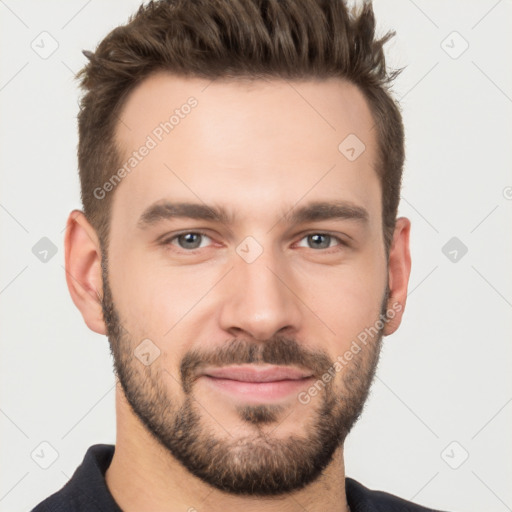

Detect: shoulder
30,444,120,512
346,477,451,512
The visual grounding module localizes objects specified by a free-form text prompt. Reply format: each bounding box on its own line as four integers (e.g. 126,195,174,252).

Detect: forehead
115,73,376,149
111,72,380,231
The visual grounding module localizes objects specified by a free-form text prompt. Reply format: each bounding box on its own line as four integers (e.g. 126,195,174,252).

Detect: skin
65,73,411,512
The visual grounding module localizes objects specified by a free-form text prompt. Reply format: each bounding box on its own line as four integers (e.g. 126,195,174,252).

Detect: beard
101,259,389,496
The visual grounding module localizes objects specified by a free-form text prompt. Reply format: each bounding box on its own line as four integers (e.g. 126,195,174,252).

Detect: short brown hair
76,0,404,257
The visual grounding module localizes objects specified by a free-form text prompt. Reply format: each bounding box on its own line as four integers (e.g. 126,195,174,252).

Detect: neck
105,383,350,512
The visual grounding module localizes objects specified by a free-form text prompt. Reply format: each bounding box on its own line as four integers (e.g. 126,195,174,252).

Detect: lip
199,365,315,403
202,364,313,382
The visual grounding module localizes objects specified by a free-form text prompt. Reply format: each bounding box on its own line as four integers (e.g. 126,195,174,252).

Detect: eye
162,231,213,251
296,233,346,250
160,231,347,253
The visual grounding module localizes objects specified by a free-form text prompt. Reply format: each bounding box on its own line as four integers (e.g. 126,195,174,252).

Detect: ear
383,217,412,336
64,210,106,335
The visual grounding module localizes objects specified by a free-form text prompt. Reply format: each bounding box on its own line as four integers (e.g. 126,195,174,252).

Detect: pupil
181,233,200,249
310,234,328,249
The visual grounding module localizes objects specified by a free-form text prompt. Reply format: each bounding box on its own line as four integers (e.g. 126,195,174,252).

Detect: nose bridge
218,238,302,339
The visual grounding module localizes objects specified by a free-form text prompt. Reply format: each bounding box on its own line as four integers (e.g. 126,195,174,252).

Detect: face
100,73,397,495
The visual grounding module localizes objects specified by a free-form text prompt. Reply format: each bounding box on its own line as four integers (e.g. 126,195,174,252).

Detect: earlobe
383,217,412,336
64,210,107,335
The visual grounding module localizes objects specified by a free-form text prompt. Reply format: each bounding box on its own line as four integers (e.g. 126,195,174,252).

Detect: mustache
180,336,333,393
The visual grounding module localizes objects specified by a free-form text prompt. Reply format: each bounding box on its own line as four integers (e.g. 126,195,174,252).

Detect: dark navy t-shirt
31,444,449,511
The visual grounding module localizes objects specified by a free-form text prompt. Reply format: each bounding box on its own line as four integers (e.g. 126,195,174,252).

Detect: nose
218,243,303,341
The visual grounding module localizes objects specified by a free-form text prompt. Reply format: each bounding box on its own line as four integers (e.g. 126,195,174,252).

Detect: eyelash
160,231,349,253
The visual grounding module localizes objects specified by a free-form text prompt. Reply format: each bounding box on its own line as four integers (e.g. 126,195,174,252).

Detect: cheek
308,275,383,336
108,246,219,336
294,254,386,343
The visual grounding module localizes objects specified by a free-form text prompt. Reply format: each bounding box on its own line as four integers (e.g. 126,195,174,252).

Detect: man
32,0,449,510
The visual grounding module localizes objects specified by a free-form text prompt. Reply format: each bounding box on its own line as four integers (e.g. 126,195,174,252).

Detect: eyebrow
137,200,369,229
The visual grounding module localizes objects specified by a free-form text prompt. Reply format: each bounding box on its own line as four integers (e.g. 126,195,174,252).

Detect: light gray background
1,1,511,511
